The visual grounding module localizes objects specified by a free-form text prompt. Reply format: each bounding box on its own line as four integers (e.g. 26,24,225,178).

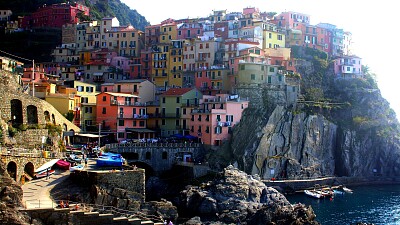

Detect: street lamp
98,123,101,148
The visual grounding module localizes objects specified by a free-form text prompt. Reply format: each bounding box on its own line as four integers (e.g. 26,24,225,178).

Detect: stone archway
10,99,23,126
22,162,35,184
24,162,34,178
7,161,17,181
44,111,50,123
27,105,38,124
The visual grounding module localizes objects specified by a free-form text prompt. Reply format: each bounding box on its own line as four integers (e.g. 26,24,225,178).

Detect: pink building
273,11,310,29
334,55,363,78
189,94,249,148
177,22,203,39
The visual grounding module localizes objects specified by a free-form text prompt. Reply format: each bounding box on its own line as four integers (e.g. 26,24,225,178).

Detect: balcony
93,77,105,83
196,58,206,62
160,113,181,118
133,114,149,119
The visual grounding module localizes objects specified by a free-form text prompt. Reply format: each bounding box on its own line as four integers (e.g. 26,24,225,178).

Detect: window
176,97,180,103
251,74,255,80
162,119,166,125
269,33,272,38
84,107,92,113
162,152,168,160
118,132,124,138
278,35,283,40
162,97,166,103
226,115,233,122
269,67,275,72
102,107,106,114
139,121,145,127
102,96,107,101
145,152,151,160
215,126,222,134
216,114,221,121
81,97,88,103
118,120,124,126
240,65,245,70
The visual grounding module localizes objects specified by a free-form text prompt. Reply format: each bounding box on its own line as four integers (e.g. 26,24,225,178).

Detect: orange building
96,92,153,142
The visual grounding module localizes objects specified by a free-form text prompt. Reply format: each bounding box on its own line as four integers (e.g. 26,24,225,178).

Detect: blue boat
96,153,125,167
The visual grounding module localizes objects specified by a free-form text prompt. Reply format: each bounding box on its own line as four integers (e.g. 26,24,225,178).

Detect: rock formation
179,166,319,224
0,160,32,224
226,48,400,180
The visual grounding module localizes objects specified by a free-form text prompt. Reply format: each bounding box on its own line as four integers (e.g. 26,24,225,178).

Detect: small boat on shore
333,189,345,195
55,159,71,170
69,164,85,172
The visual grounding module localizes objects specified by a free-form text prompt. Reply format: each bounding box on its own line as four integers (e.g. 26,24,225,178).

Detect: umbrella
184,134,197,140
171,133,184,139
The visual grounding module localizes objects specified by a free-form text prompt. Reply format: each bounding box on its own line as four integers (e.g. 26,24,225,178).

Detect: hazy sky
122,0,400,119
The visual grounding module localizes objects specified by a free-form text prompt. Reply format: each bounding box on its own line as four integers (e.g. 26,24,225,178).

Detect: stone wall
71,169,145,201
108,143,204,173
13,129,49,148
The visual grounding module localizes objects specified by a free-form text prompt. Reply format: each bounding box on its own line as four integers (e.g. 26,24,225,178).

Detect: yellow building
169,40,184,87
115,25,143,58
45,93,76,116
160,21,177,44
255,21,286,49
71,81,99,131
151,42,170,88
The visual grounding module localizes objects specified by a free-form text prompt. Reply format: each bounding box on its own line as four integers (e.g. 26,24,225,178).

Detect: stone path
22,169,70,209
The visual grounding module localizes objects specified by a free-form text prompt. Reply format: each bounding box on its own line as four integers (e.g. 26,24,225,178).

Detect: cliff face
228,48,400,180
231,96,400,179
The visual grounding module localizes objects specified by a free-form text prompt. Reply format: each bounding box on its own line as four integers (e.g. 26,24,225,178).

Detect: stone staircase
22,207,165,225
70,210,163,225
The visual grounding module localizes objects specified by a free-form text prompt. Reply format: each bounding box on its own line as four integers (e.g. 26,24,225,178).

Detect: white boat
69,164,85,172
304,189,323,199
342,187,353,194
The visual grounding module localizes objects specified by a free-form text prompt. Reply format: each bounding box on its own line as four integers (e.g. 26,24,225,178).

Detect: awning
75,133,107,138
125,128,155,133
35,159,60,173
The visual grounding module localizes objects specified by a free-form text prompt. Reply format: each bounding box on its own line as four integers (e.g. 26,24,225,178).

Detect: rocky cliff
227,47,400,180
179,166,319,224
0,160,32,224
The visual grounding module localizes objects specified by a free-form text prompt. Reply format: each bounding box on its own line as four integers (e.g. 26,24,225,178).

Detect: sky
122,0,400,119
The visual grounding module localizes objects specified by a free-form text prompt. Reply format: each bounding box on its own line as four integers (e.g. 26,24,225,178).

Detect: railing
106,142,201,149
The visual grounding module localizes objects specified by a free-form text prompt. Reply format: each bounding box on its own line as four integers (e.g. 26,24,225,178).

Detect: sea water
286,184,400,225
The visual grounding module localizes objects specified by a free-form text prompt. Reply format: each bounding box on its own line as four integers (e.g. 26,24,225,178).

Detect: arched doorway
44,111,50,123
7,161,17,181
10,99,23,126
27,105,38,124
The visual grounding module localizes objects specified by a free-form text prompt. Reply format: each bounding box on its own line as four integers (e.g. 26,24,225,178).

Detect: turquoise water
286,184,400,225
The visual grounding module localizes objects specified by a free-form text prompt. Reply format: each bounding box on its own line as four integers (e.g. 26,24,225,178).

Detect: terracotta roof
162,88,193,96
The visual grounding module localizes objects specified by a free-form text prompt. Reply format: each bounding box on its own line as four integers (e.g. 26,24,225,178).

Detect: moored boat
69,164,85,172
304,189,323,199
342,187,353,194
96,153,125,167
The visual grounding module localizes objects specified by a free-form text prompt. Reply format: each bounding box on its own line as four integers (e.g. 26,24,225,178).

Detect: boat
96,153,125,167
55,159,71,170
35,169,55,179
304,189,323,199
342,187,353,194
333,189,345,195
70,164,85,172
